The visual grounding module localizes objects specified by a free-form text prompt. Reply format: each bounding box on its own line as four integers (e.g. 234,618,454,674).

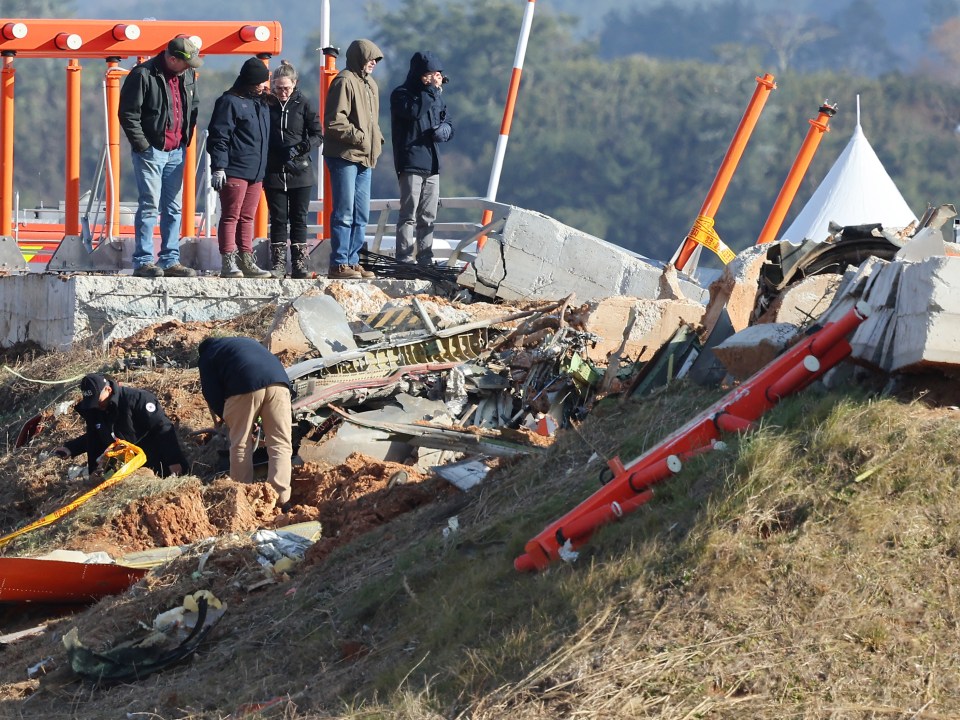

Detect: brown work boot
352,264,375,279
328,264,361,279
162,263,197,277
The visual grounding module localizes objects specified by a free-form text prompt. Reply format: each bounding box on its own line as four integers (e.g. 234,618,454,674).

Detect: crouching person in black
54,373,188,477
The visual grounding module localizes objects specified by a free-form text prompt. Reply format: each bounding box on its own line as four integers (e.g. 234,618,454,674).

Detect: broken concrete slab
712,322,800,380
755,273,842,326
456,205,706,304
0,274,433,350
581,296,704,364
700,244,769,336
887,256,960,372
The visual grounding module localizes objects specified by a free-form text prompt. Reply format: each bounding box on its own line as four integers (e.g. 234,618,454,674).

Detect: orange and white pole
478,0,535,248
319,0,337,241
755,100,836,246
0,53,14,237
64,58,81,237
673,72,776,271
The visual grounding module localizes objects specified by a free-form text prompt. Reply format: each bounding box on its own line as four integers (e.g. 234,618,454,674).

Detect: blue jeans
325,155,371,266
130,145,184,269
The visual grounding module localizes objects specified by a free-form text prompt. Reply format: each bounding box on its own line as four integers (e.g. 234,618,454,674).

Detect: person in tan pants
197,335,293,504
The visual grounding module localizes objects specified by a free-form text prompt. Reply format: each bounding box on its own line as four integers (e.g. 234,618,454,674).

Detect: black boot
270,242,287,278
291,243,310,279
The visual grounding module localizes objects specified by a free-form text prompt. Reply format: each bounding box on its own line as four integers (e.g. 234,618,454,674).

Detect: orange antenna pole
674,72,776,271
478,0,536,249
0,52,13,237
755,100,836,246
319,45,338,241
105,58,122,237
64,58,81,236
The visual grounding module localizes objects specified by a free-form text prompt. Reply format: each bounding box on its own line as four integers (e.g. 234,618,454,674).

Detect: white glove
211,169,226,192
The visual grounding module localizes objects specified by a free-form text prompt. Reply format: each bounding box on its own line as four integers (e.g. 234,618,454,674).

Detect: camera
441,75,450,84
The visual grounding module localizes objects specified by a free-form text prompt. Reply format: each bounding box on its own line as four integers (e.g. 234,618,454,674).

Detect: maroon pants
217,178,262,253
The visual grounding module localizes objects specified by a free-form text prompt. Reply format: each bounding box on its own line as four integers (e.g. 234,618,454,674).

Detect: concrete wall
0,274,432,351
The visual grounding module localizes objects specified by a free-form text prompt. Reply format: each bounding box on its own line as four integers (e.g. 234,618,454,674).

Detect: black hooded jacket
390,51,454,176
63,379,188,476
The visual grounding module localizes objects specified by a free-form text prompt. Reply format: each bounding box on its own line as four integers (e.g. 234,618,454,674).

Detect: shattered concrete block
712,322,800,381
816,256,888,327
582,296,704,364
324,281,396,320
657,262,686,301
850,307,896,369
457,205,706,304
887,256,960,371
756,273,841,326
699,244,769,336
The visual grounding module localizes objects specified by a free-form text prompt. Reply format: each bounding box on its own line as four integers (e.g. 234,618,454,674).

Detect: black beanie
238,57,269,86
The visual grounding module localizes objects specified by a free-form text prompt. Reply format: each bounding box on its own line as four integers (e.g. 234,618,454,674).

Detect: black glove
295,140,311,156
284,154,311,173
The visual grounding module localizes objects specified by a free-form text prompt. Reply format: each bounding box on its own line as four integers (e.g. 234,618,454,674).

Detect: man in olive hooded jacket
322,38,385,280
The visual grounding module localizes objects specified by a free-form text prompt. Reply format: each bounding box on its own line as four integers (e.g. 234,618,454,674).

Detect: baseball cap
77,373,109,411
167,37,203,68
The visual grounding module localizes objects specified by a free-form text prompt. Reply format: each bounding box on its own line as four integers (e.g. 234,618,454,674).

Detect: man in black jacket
197,336,293,505
390,51,454,266
118,36,201,279
54,374,188,478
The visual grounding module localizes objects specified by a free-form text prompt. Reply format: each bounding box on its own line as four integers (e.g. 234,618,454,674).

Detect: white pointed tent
781,104,917,244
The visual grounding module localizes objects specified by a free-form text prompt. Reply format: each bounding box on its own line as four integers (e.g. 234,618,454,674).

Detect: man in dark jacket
197,336,293,505
54,374,188,478
118,36,201,279
390,51,454,266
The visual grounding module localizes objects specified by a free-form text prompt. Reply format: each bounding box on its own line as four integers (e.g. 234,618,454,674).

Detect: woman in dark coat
264,60,323,279
206,57,273,278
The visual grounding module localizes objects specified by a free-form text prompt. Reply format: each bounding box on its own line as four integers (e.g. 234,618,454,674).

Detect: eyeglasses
273,84,295,92
172,50,193,61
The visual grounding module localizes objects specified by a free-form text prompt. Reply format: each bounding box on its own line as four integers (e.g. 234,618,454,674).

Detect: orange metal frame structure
0,18,282,252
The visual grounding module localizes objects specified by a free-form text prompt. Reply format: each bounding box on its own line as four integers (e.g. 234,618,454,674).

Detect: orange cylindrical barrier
319,47,338,241
674,72,776,271
766,354,821,402
714,412,755,433
64,58,81,236
105,58,122,236
755,101,837,246
520,455,682,571
557,490,655,545
516,488,658,572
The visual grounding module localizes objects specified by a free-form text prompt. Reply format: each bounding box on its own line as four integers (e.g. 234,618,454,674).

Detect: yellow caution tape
0,439,146,549
686,215,736,264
